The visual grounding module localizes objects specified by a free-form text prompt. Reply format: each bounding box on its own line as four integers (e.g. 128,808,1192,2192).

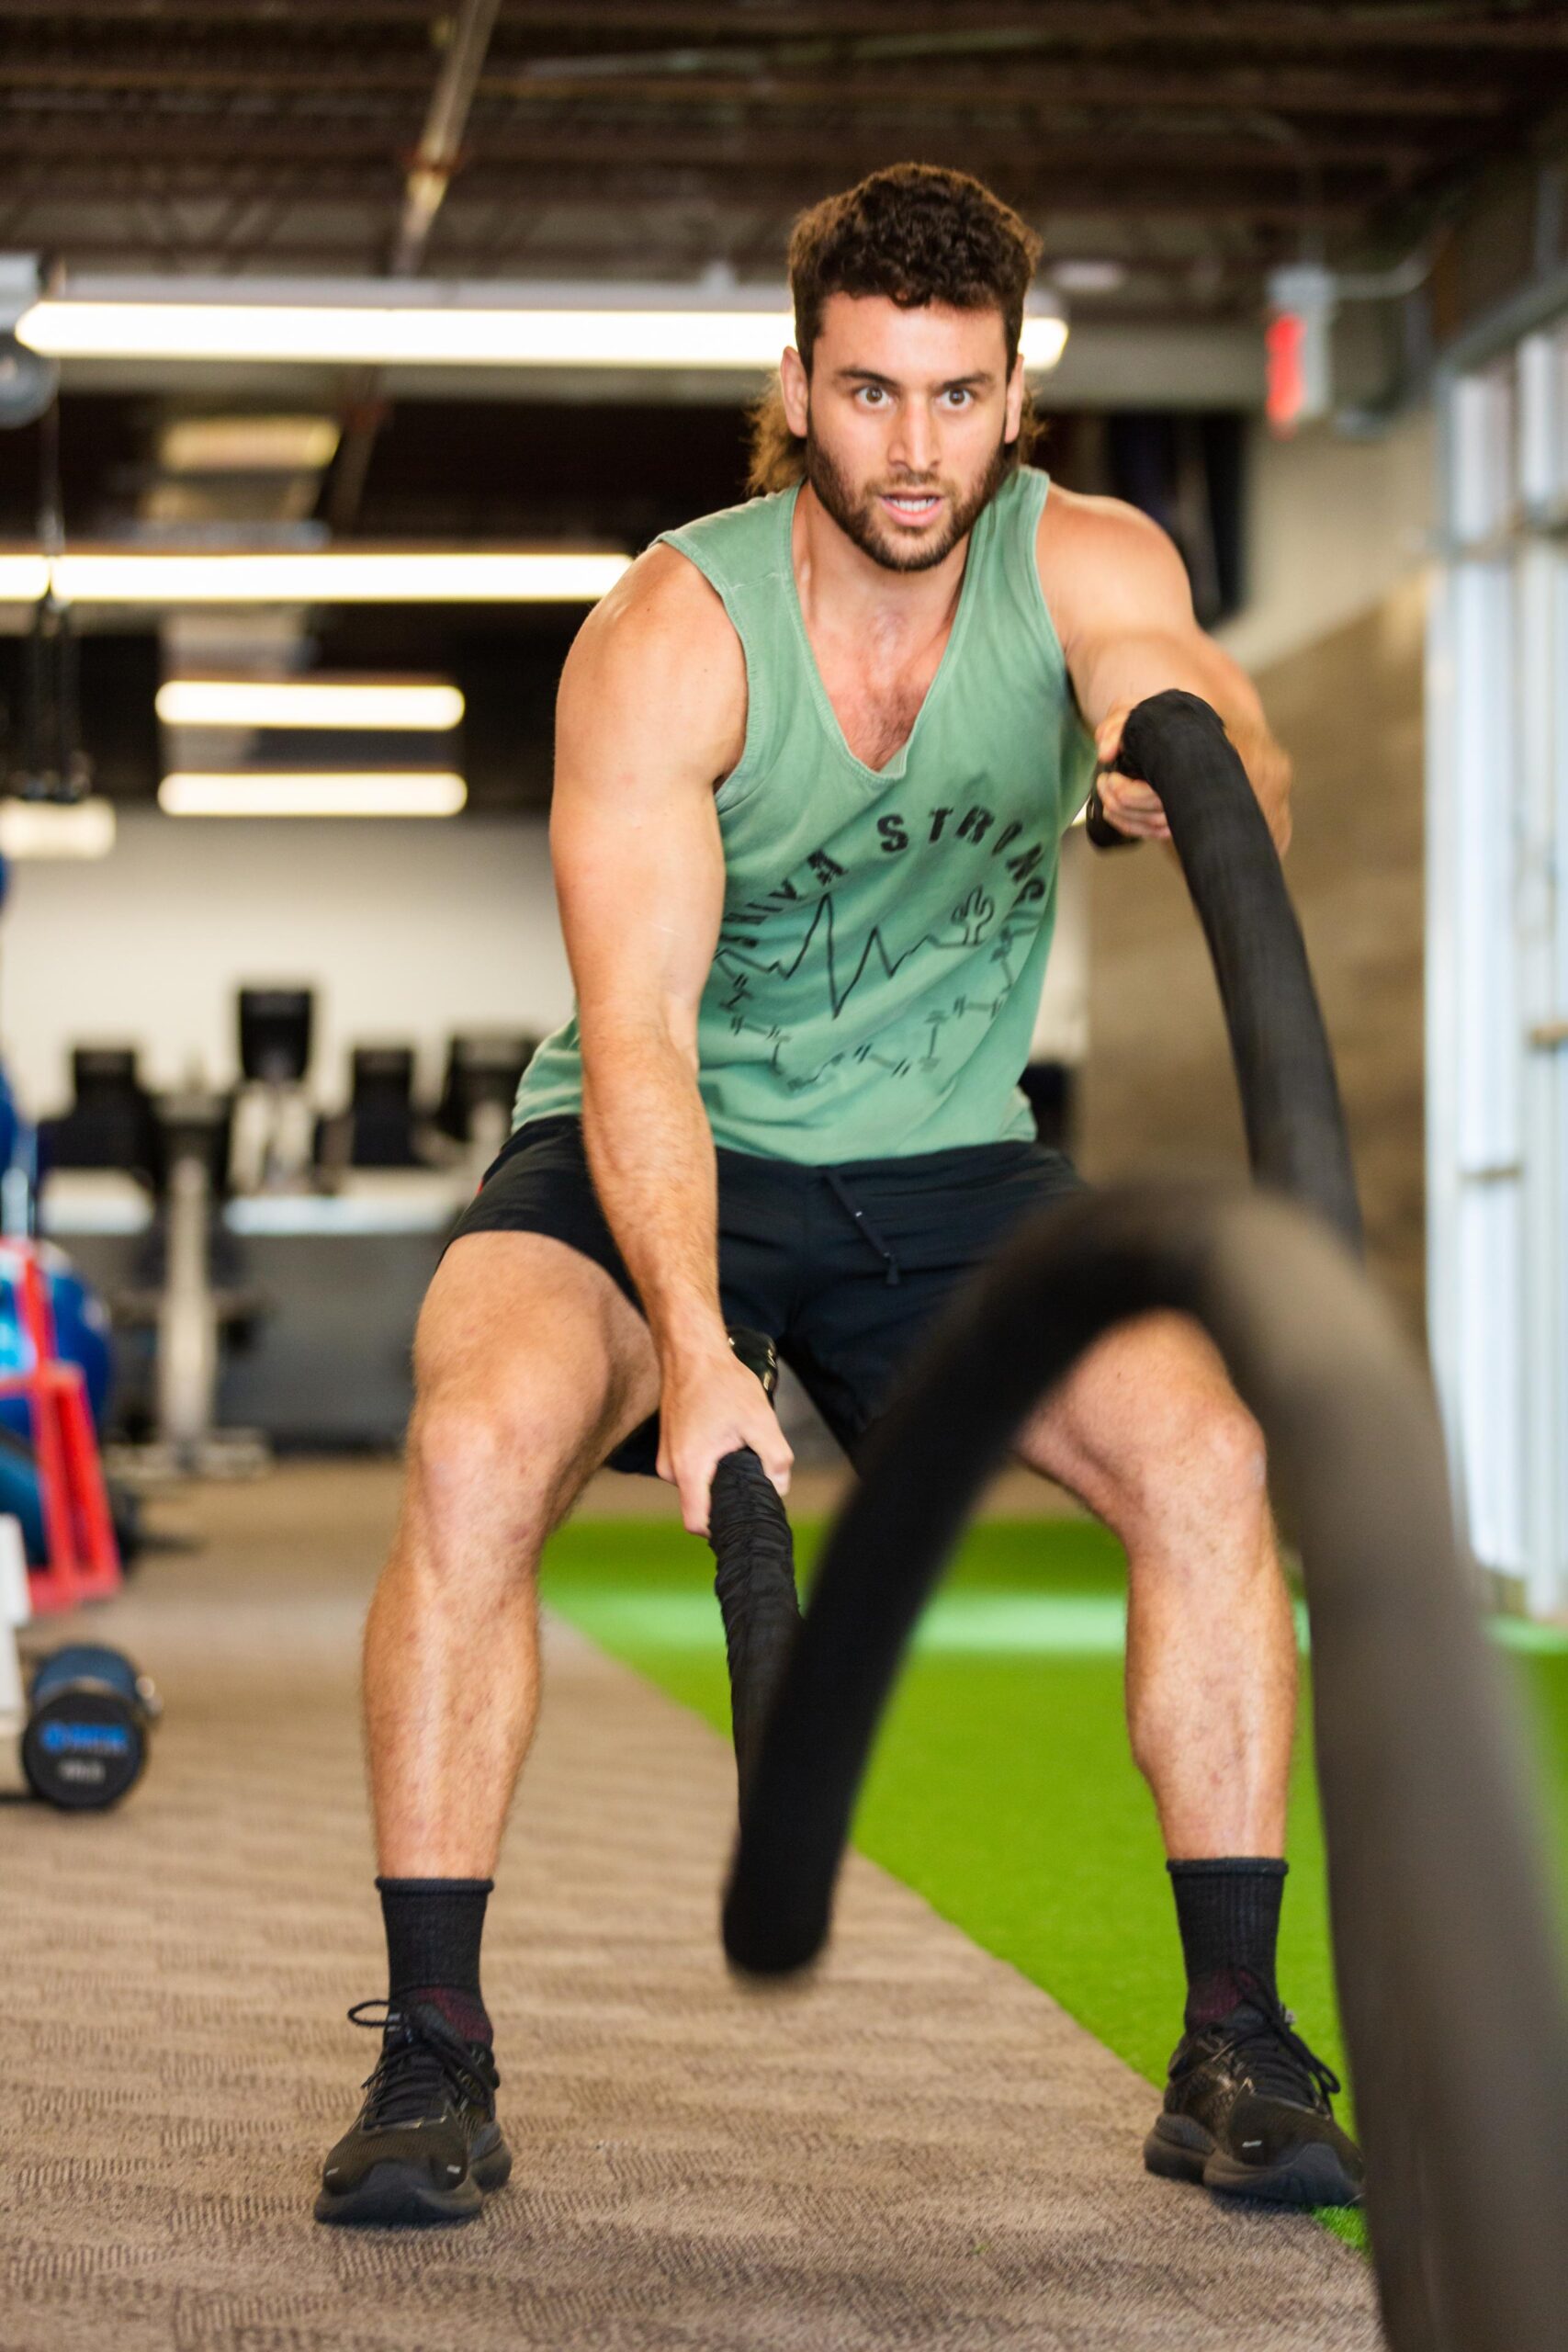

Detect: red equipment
0,1240,120,1612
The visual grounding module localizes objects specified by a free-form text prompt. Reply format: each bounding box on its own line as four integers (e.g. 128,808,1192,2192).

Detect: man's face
781,292,1025,573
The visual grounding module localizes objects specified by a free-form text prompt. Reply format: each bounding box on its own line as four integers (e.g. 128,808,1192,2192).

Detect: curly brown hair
746,163,1045,497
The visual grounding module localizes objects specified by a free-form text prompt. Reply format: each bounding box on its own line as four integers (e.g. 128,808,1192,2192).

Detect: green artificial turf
542,1513,1568,2255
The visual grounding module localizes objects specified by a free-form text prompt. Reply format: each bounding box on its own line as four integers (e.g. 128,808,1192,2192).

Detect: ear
1004,353,1025,444
779,345,810,438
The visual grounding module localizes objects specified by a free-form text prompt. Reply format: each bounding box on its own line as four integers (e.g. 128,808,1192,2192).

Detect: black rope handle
705,1328,800,1804
1115,692,1360,1250
1082,775,1139,850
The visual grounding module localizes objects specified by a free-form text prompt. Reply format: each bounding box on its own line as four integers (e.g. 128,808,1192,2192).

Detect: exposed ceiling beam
16,175,1367,227
325,0,502,534
0,103,1483,179
389,0,502,274
0,116,1434,180
23,235,1272,279
0,55,1524,119
4,2,1568,45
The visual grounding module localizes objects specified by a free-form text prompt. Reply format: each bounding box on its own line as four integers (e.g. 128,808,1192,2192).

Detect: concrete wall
1080,571,1427,1337
1216,408,1434,676
1078,408,1434,1338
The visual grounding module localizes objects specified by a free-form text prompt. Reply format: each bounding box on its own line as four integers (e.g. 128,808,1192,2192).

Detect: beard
803,421,1010,574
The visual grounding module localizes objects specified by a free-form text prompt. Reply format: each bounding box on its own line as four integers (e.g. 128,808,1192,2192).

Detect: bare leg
1014,1311,1296,1858
364,1232,660,1878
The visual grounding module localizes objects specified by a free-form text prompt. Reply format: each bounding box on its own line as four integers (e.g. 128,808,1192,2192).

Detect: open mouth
879,492,943,525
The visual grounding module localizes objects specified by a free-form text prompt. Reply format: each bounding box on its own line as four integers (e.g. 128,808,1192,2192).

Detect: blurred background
2,16,1568,2344
0,2,1561,1616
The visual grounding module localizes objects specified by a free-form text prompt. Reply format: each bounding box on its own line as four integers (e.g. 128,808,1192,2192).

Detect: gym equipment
0,1519,157,1809
315,1046,426,1174
142,1089,265,1478
3,1057,146,1568
0,1238,114,1440
0,1048,36,1241
20,1641,159,1810
0,1238,120,1611
435,1033,536,1175
704,1329,801,1803
37,1046,162,1187
722,691,1568,2352
7,397,91,806
230,987,315,1193
0,1424,142,1574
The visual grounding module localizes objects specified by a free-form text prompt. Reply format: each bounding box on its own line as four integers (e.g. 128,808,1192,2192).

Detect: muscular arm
551,546,792,1527
1039,490,1292,854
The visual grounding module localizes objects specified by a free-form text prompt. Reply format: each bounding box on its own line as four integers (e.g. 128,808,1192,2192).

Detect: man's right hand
657,1344,795,1536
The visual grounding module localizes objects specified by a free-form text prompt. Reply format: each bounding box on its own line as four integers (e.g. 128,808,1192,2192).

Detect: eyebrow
833,366,997,392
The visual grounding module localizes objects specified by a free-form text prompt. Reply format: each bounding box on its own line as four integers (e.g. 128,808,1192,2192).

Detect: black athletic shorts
447,1113,1085,1475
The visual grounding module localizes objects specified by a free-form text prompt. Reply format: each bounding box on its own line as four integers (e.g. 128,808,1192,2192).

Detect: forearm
580,1028,728,1370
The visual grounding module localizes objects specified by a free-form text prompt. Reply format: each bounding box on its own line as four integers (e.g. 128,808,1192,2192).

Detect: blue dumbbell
22,1644,159,1810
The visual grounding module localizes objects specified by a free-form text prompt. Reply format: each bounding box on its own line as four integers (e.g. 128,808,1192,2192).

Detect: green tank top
514,464,1093,1162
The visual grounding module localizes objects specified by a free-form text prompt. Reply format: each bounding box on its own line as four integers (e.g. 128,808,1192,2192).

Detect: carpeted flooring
0,1464,1381,2350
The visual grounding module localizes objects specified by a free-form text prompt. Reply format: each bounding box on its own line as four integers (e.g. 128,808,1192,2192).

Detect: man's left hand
1093,704,1293,857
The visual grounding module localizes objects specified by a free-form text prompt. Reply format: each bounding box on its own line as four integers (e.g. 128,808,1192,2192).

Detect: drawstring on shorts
824,1168,903,1287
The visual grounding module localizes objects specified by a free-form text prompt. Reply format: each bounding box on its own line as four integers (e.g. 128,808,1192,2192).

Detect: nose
887,400,937,478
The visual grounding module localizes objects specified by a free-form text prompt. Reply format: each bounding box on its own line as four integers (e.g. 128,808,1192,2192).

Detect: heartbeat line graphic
716,885,1021,1022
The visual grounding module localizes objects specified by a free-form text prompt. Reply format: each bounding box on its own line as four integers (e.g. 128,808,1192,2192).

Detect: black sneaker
1144,1970,1364,2208
314,1999,512,2226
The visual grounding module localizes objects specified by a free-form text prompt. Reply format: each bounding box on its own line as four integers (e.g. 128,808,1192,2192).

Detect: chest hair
816,631,950,774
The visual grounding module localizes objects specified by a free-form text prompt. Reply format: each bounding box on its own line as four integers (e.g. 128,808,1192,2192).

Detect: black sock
377,1876,493,2044
1168,1857,1287,2030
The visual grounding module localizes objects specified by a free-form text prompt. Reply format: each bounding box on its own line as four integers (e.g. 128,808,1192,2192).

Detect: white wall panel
1,811,573,1114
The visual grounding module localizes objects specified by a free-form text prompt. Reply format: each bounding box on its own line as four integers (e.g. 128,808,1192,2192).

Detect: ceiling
0,4,1562,814
2,3,1564,320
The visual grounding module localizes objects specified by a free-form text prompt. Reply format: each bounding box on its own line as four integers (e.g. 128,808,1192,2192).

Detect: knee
407,1383,581,1554
1115,1385,1267,1545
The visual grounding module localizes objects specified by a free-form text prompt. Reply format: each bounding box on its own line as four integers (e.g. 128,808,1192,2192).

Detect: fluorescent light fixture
159,770,467,818
156,676,465,729
1051,260,1128,296
1020,312,1069,369
0,554,50,600
158,415,342,473
17,277,1068,374
24,300,794,370
0,797,117,858
0,548,626,605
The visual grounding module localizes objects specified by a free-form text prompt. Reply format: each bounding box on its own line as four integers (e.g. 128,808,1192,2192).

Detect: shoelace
346,1999,498,2130
1200,1967,1342,2109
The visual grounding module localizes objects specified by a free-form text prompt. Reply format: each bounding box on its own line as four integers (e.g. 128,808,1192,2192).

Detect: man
316,164,1362,2227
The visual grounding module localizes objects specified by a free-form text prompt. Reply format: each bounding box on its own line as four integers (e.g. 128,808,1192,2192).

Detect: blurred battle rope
723,690,1568,2352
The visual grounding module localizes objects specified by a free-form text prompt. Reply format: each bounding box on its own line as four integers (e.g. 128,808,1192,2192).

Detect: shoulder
572,539,734,654
1035,489,1193,649
558,543,747,771
565,542,744,700
1036,485,1188,596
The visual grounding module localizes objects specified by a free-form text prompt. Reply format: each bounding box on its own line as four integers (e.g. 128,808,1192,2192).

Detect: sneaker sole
314,2141,512,2228
1144,2115,1361,2210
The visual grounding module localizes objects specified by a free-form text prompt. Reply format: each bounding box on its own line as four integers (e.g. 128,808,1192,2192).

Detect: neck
793,481,971,646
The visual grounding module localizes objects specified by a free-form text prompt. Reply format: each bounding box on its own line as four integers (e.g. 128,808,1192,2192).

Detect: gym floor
8,1459,1564,2350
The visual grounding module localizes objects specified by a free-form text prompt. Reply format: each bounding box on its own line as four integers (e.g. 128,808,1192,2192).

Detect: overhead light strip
16,289,1067,374
157,678,466,729
0,549,626,605
0,797,117,859
159,771,468,819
